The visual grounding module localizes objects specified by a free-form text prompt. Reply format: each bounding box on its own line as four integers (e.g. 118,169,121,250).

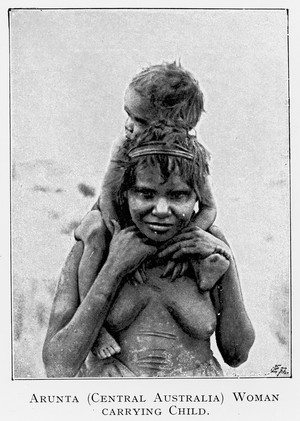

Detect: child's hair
129,61,204,130
114,125,210,227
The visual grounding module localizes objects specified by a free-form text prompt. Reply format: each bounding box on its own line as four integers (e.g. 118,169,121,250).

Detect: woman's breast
105,267,217,341
105,281,149,331
163,278,217,339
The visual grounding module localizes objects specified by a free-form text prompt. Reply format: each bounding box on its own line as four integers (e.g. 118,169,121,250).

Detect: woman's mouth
146,222,173,232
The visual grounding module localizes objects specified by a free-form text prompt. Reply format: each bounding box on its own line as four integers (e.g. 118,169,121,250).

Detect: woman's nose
125,117,134,133
152,198,171,217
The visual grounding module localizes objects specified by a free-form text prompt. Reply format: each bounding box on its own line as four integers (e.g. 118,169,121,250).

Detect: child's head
115,125,209,228
124,61,204,140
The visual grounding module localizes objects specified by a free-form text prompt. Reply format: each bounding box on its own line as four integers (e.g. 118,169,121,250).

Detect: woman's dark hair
113,125,210,227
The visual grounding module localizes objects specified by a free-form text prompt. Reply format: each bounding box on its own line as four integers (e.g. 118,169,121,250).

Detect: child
100,61,216,233
74,61,219,361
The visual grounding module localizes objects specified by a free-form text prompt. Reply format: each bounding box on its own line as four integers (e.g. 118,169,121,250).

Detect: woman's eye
142,191,154,199
171,192,188,200
133,188,155,199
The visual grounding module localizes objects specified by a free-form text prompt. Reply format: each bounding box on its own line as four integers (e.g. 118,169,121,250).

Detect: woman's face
127,165,197,243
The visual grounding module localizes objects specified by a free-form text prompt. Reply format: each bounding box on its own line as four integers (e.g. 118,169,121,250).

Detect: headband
128,141,194,161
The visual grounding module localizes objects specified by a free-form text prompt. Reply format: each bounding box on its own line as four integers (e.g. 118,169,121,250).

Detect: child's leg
194,223,236,291
79,137,127,356
184,173,224,288
91,328,121,359
75,209,121,359
75,209,110,297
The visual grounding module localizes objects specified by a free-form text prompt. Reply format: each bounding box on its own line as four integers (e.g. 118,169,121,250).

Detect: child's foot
197,253,230,291
92,328,121,360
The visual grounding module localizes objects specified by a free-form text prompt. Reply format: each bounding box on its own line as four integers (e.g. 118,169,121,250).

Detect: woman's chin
143,227,176,244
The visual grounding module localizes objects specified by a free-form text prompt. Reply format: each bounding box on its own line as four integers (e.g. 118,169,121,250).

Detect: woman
43,126,255,377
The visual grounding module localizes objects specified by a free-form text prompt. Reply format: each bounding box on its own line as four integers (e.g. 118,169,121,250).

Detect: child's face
124,87,157,140
127,165,196,243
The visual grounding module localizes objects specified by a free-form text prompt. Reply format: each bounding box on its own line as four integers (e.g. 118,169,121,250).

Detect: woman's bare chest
105,265,217,340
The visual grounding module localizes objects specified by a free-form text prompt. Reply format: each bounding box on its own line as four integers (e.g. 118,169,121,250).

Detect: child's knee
75,209,110,247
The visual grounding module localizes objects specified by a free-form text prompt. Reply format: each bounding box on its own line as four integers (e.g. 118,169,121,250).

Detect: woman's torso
82,261,222,377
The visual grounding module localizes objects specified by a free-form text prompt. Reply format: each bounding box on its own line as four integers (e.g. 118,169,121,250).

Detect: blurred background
10,8,290,378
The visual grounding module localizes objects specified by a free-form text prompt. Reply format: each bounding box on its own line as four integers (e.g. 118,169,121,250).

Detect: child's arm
98,134,126,232
162,175,217,280
194,175,217,231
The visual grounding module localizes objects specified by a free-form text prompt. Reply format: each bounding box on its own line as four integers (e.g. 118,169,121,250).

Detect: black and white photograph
2,2,298,420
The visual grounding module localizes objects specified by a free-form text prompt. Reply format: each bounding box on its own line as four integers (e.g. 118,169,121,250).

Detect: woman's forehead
134,165,190,189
